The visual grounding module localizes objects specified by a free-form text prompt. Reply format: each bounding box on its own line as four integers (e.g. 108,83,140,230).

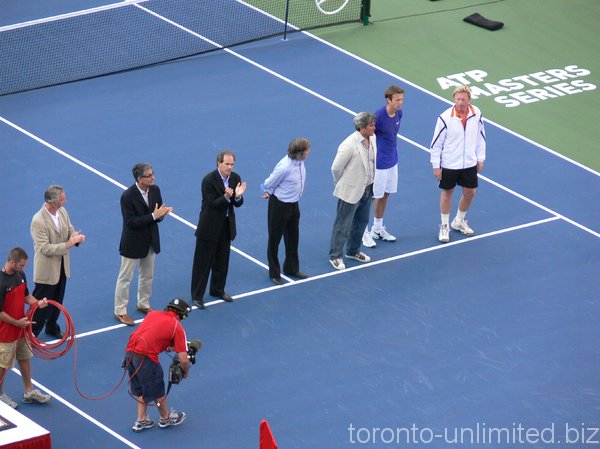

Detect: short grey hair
353,112,376,131
132,163,152,180
44,185,64,203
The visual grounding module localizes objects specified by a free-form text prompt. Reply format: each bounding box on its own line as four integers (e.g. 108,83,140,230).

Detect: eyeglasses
140,173,155,178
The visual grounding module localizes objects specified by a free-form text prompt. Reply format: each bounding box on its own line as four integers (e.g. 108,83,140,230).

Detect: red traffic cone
260,419,278,449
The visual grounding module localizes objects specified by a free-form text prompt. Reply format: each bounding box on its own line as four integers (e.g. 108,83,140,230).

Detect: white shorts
372,164,398,199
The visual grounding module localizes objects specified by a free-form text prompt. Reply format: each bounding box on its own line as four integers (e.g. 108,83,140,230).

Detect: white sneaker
451,218,475,235
438,224,450,243
329,258,346,270
22,389,51,404
362,229,376,248
0,392,18,409
370,226,396,242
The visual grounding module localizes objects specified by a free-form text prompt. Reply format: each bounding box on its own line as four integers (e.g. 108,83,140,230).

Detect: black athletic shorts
439,165,478,190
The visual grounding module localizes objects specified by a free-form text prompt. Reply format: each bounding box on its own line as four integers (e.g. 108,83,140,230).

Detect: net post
282,0,291,40
361,0,371,25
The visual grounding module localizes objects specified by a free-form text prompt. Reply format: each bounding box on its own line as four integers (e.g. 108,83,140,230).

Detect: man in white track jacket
430,85,486,243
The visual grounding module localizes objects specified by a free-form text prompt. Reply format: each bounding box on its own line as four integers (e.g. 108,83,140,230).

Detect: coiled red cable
25,300,128,400
25,299,75,359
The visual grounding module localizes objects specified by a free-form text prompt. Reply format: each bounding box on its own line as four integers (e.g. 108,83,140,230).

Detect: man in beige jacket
328,112,377,270
30,185,85,338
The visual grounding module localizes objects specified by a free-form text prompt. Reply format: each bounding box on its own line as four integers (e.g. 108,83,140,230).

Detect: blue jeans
329,185,373,259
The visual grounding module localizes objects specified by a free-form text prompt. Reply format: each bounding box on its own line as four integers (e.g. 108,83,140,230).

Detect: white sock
441,214,450,226
455,209,467,222
373,218,383,231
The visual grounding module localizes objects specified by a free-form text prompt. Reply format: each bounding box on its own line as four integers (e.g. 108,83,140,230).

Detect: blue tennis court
1,1,599,448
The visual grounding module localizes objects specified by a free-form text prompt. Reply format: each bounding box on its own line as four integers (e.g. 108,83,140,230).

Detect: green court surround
314,0,600,171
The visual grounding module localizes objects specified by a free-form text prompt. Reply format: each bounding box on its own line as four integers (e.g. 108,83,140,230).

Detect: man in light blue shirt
261,138,310,285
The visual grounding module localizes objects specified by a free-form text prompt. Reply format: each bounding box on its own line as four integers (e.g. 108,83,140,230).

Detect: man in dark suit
191,151,246,309
114,163,172,325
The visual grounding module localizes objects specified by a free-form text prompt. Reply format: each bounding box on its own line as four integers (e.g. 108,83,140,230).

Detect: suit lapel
356,133,370,174
42,207,60,235
57,209,69,240
147,186,156,209
214,170,226,193
133,185,150,211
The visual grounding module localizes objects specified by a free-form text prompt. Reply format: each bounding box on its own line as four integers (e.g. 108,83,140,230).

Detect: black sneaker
159,410,186,428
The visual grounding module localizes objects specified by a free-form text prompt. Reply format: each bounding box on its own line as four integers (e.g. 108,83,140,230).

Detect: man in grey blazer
31,185,85,338
329,112,377,270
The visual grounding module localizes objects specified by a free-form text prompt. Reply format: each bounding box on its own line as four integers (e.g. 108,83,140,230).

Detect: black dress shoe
286,271,309,279
210,291,233,302
220,293,233,302
271,277,288,286
193,299,205,310
45,329,64,339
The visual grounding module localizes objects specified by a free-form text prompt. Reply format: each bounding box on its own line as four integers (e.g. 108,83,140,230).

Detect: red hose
25,300,127,400
25,299,75,359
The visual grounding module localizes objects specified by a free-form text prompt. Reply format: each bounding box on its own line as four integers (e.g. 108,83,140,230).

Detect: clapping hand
154,203,173,219
69,230,86,248
235,181,247,198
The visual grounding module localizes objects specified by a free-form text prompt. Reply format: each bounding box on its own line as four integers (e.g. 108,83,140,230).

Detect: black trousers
267,195,300,279
191,219,231,303
31,258,67,336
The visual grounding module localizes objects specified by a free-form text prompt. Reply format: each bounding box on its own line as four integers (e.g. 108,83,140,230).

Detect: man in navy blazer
114,163,172,325
191,151,247,309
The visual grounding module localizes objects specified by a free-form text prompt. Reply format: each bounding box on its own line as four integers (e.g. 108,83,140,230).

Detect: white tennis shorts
373,164,398,198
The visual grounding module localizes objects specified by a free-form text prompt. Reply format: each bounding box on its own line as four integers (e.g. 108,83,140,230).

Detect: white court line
0,0,150,32
132,3,599,240
303,32,600,177
2,8,596,242
396,134,600,239
0,4,597,261
27,216,564,345
10,367,142,449
5,216,560,446
230,1,600,178
0,6,595,442
1,0,597,178
274,17,600,178
0,115,270,271
10,216,560,441
0,7,595,296
231,2,600,177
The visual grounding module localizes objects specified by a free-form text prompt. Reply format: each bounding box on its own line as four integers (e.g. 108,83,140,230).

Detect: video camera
168,339,202,385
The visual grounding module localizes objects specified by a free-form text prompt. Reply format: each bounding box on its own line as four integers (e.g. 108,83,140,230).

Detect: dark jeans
329,185,373,259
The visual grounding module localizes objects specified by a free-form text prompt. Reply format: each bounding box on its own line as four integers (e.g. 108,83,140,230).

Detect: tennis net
0,0,368,96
